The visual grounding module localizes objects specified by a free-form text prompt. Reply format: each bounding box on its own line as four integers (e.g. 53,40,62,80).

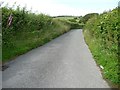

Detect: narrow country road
3,29,110,88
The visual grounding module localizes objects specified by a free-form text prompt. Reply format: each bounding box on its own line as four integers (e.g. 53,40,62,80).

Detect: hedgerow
2,6,71,63
83,8,119,85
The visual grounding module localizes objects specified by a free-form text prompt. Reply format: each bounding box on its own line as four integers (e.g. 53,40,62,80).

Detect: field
54,16,84,29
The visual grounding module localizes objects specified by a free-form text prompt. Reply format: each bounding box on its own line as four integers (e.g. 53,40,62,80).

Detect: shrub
2,6,71,63
83,8,119,85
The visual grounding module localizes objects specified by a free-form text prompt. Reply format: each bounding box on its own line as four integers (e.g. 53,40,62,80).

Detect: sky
1,0,119,16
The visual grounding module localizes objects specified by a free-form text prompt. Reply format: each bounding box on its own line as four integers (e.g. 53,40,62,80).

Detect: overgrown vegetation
54,16,84,29
83,8,119,85
2,6,76,63
2,3,119,87
81,13,99,24
67,18,84,29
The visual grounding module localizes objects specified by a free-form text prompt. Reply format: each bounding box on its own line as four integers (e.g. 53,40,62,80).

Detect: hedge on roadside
83,8,119,85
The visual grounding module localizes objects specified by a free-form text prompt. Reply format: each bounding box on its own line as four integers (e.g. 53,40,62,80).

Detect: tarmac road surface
3,29,110,88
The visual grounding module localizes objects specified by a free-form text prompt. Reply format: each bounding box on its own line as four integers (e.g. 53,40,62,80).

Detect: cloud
2,0,90,16
1,0,118,16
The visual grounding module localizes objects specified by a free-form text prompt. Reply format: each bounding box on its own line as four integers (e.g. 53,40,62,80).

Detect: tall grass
2,6,72,63
83,8,119,86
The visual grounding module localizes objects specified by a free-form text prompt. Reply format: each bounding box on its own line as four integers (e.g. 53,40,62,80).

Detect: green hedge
83,8,119,85
2,6,71,63
67,18,84,29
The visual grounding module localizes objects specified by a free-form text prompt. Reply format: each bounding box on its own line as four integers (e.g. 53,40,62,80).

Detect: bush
67,19,84,29
2,6,71,63
82,13,99,24
69,22,84,29
83,8,119,85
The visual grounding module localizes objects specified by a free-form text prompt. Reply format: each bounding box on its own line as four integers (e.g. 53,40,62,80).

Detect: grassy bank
83,8,119,86
2,6,73,63
53,16,85,29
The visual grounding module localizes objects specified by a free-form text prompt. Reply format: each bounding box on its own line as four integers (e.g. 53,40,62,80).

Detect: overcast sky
1,0,119,16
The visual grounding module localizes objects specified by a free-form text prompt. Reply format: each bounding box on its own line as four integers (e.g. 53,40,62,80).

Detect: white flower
100,65,104,69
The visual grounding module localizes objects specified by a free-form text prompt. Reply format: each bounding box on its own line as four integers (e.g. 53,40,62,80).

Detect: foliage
2,6,71,63
53,16,84,29
83,8,119,85
82,13,99,24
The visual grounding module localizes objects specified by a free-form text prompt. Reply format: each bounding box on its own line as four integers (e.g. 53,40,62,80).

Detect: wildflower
100,65,104,69
7,14,13,27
